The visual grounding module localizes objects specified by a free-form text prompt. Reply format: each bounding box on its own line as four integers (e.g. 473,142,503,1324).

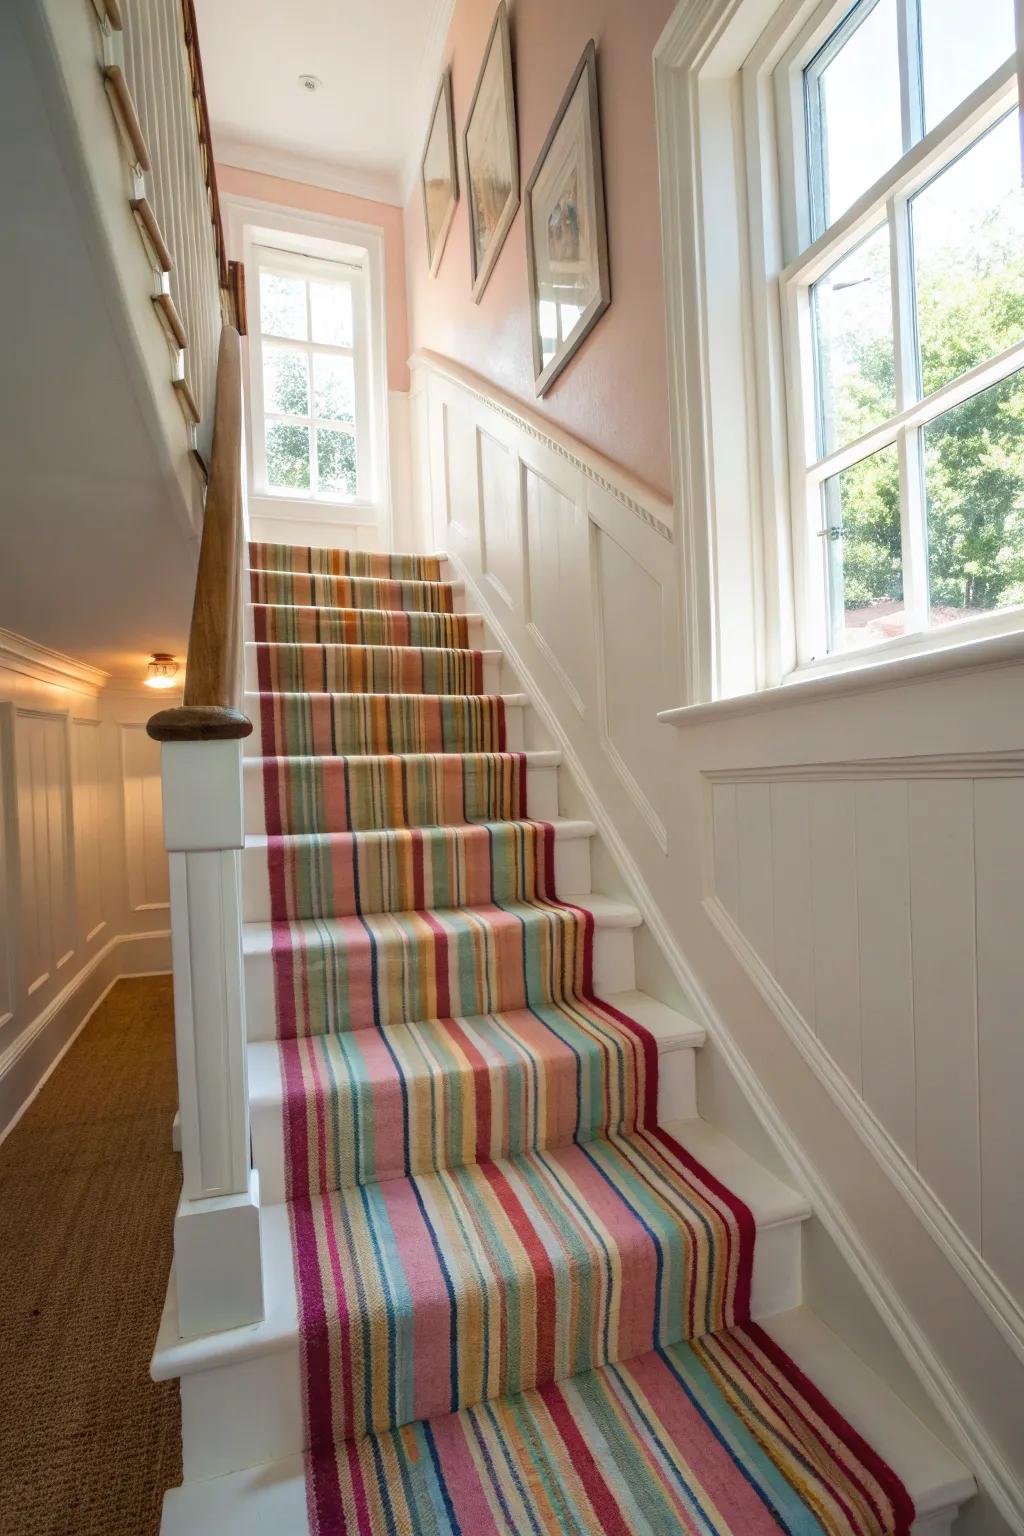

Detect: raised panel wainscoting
0,637,173,1141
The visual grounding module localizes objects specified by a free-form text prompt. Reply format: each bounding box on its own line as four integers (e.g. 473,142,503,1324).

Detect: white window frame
222,193,393,545
653,0,1024,705
250,244,372,505
775,0,1023,672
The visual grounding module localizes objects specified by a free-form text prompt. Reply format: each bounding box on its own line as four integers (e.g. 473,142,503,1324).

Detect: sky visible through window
816,0,1015,228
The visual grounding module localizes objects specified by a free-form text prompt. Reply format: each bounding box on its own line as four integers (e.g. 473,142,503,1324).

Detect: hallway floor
0,976,182,1535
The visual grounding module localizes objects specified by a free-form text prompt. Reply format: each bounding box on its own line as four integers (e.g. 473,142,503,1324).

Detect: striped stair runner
249,540,914,1535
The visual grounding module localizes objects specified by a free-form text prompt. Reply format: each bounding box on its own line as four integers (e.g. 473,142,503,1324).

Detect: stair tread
152,1114,807,1381
158,1303,973,1533
245,688,528,703
241,890,643,953
243,748,561,768
247,987,704,1097
247,640,500,658
244,815,595,848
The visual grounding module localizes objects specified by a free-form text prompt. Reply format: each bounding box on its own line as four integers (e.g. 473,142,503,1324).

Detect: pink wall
405,0,678,498
217,164,412,392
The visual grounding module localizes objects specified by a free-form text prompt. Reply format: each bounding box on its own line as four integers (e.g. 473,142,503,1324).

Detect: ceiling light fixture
298,74,322,93
144,653,179,690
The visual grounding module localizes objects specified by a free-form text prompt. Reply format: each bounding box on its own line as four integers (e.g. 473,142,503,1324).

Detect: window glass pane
920,0,1015,131
913,114,1024,397
263,347,309,416
313,353,356,424
812,223,896,456
266,423,310,491
260,271,307,340
822,441,904,649
317,428,358,497
806,0,903,232
310,281,354,346
924,369,1024,624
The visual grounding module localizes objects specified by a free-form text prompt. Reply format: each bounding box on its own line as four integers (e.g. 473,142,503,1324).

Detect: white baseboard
0,929,171,1145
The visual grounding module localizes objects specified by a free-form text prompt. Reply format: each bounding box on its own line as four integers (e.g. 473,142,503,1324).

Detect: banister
148,325,252,742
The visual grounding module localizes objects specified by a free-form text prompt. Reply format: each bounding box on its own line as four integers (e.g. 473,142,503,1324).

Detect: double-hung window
777,0,1023,660
251,245,372,503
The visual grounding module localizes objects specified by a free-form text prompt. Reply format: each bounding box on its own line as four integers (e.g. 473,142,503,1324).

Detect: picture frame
420,71,459,276
463,1,519,303
524,40,610,397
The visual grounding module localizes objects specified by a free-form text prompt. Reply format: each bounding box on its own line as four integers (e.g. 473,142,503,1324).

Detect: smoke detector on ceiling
298,74,322,93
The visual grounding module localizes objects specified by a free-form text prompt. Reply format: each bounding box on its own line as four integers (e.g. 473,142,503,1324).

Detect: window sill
249,491,380,524
657,625,1024,728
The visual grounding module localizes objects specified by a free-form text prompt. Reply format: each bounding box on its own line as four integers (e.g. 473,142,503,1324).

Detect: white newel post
162,736,263,1339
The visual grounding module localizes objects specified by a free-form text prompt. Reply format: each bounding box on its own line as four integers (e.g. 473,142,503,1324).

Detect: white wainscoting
407,352,1024,1527
0,639,173,1140
411,351,680,865
706,758,1024,1311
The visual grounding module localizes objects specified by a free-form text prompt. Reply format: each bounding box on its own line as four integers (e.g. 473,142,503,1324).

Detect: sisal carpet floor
0,976,182,1536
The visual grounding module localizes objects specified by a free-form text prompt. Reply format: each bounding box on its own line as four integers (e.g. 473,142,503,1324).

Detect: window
779,0,1022,660
251,246,372,503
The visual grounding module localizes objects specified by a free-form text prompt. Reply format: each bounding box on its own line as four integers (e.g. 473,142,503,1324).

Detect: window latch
816,525,844,541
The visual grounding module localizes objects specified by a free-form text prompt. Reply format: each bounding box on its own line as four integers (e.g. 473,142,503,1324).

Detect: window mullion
889,188,928,630
897,0,925,150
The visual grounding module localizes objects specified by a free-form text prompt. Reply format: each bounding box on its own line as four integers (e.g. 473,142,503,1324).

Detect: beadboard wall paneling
706,760,1024,1329
121,722,170,913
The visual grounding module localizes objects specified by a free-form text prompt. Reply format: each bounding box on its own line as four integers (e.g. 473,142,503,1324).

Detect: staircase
152,538,975,1532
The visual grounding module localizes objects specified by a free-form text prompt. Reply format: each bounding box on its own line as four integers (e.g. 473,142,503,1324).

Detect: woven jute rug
0,975,182,1536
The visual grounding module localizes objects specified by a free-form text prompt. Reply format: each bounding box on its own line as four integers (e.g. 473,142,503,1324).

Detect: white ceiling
194,0,450,200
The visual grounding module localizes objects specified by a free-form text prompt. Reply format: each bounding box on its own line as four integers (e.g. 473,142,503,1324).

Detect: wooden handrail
148,325,251,742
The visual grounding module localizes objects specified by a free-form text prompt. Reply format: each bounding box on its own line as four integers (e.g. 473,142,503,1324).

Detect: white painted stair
154,560,976,1534
152,1110,812,1484
159,1299,974,1535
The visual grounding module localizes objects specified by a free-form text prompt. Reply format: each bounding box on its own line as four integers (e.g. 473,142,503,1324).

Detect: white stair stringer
152,1115,811,1486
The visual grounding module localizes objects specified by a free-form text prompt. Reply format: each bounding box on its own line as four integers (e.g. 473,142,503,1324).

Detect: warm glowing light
144,653,179,690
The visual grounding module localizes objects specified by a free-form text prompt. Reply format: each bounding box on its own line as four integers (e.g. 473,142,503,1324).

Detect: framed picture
420,71,458,276
524,40,610,396
463,2,519,303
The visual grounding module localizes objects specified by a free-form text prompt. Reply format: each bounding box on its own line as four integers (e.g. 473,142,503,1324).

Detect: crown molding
0,629,109,696
214,135,402,208
399,0,456,205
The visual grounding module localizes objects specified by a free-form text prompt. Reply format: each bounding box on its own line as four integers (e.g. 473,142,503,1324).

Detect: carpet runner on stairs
249,540,914,1535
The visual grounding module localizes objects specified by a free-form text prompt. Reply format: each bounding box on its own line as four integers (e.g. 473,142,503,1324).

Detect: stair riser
174,1212,803,1484
242,699,526,756
240,827,592,922
243,646,503,695
249,1045,700,1204
242,756,560,835
243,917,639,1041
